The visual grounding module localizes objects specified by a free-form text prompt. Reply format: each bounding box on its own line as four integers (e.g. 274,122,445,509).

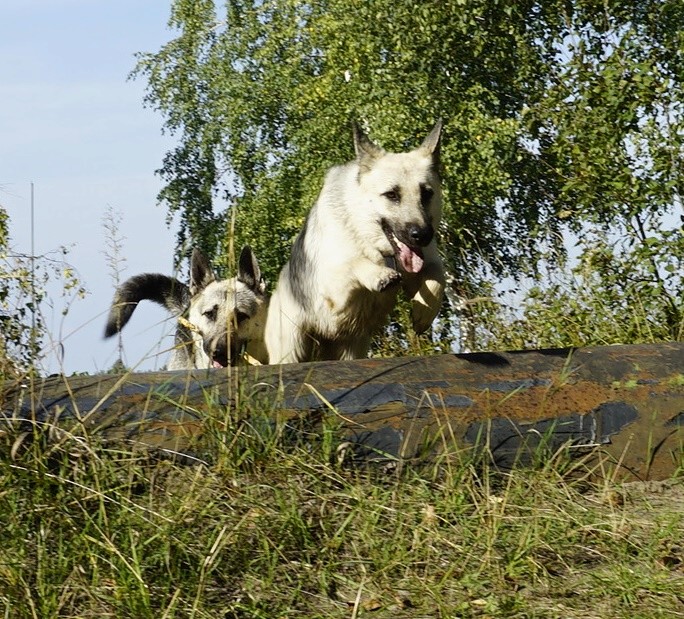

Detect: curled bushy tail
104,274,190,338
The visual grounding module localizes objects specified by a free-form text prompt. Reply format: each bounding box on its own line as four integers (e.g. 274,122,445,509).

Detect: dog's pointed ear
189,248,216,296
419,119,443,165
352,122,384,170
237,245,265,293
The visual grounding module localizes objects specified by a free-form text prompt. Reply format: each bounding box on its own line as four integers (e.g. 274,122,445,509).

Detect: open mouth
381,221,425,274
211,351,229,368
210,339,241,368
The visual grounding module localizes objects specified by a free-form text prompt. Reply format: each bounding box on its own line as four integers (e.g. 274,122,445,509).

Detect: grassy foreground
0,392,682,619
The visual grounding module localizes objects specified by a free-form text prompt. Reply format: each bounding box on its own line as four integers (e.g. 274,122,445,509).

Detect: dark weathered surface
2,343,683,479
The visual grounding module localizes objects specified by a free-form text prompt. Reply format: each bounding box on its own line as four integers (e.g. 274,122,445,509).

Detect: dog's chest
318,286,398,337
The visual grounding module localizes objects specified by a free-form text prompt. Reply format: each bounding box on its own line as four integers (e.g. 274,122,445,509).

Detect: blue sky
1,1,183,374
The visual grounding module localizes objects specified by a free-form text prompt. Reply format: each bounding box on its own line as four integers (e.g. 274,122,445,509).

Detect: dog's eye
203,305,218,321
235,311,250,324
420,185,434,206
382,189,401,204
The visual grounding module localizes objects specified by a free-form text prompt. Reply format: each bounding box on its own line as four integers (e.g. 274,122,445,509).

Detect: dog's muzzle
206,334,241,368
381,220,433,274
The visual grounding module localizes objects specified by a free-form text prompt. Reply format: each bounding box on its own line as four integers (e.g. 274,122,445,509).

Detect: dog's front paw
376,269,402,292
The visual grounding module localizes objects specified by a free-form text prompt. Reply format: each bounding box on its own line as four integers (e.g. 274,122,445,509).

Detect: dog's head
186,246,267,368
352,121,442,274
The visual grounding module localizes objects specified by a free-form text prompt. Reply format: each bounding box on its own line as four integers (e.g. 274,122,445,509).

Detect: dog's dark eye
382,188,401,204
420,184,434,206
203,305,218,321
235,311,250,324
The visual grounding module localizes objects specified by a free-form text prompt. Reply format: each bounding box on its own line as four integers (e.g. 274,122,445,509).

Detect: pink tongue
396,240,424,273
212,360,224,368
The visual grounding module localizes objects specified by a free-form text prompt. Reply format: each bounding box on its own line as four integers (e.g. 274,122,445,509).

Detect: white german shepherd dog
265,121,445,363
105,246,268,368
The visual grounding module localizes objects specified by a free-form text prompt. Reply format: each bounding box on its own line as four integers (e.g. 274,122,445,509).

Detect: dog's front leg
353,258,401,292
404,242,445,333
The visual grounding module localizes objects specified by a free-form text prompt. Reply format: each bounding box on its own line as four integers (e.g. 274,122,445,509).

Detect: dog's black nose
407,223,433,247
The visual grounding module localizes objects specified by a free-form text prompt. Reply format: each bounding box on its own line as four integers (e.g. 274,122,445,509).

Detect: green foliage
0,206,41,376
134,0,684,351
135,0,555,277
481,215,684,350
0,205,86,378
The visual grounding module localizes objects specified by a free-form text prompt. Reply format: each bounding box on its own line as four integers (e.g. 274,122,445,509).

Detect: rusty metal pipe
3,342,683,480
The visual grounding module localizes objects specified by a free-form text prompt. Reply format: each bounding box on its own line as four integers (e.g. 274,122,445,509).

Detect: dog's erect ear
419,119,443,165
237,245,264,293
189,248,216,295
352,122,384,170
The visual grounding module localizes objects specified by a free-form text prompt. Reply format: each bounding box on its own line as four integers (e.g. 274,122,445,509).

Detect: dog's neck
244,297,270,365
245,339,268,365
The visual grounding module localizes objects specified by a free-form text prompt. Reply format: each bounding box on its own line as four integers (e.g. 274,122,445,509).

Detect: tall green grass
1,383,682,618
